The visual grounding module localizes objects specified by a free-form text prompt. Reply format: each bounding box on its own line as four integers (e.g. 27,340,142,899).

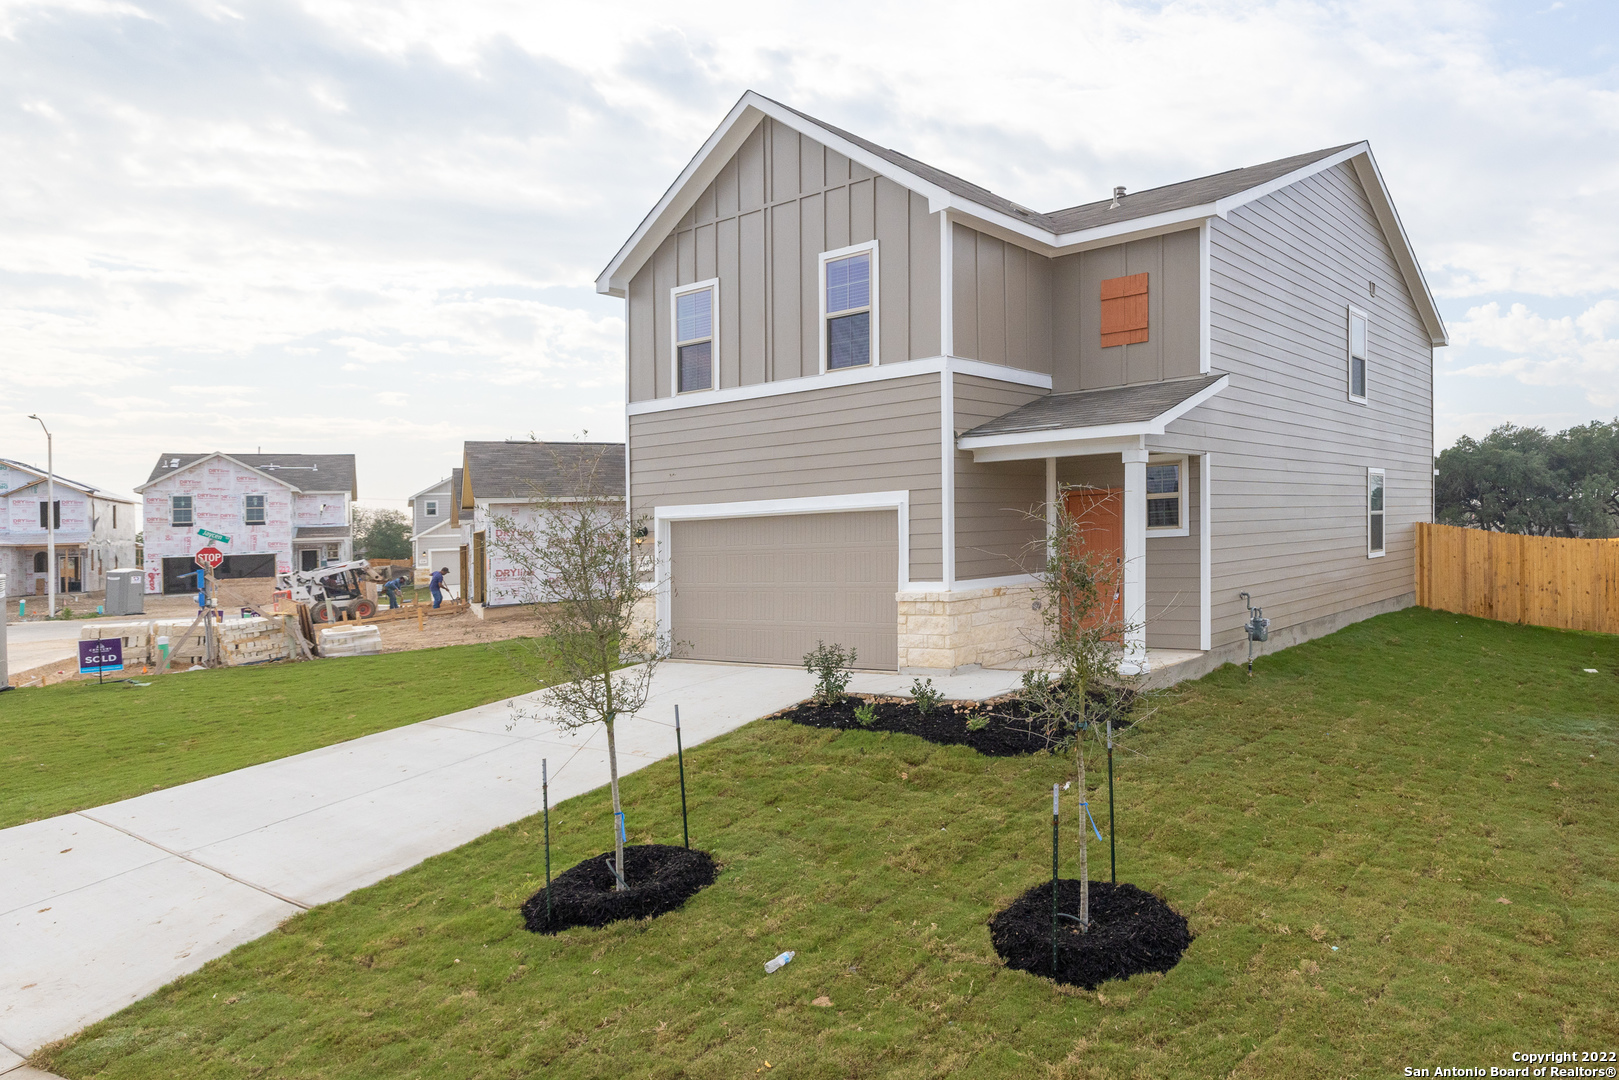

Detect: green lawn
37,609,1619,1079
0,640,547,829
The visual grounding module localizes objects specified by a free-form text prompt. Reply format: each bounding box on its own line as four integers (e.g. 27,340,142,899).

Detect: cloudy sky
2,0,1617,508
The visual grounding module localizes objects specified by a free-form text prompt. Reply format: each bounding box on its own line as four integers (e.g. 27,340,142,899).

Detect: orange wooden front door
1063,488,1124,632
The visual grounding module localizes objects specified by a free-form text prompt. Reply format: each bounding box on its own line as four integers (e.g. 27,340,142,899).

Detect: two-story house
135,453,358,593
0,458,137,596
408,469,466,587
596,92,1446,679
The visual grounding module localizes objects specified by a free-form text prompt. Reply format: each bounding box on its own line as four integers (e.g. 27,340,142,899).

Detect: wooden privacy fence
1415,522,1619,634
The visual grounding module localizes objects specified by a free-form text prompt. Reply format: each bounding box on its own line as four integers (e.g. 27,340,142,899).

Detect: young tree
1018,491,1140,930
491,441,661,891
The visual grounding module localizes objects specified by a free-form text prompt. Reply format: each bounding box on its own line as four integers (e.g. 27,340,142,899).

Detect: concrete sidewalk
0,661,1022,1066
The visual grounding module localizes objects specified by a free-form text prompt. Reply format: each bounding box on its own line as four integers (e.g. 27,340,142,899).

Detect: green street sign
197,529,232,544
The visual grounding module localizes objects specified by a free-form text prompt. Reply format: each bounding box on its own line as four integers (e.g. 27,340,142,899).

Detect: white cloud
1451,300,1619,409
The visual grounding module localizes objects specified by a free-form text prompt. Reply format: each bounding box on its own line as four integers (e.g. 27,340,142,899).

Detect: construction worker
383,574,406,610
429,566,450,608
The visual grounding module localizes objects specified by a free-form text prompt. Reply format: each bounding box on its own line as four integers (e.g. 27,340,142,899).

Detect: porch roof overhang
956,373,1229,462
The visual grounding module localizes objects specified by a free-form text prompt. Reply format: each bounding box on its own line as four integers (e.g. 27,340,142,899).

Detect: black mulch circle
776,689,1134,757
521,844,717,935
989,880,1192,989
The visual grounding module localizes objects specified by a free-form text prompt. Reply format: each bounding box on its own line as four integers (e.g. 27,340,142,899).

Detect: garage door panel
671,510,898,669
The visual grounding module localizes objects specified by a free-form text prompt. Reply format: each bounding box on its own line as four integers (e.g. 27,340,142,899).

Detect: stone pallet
81,616,296,667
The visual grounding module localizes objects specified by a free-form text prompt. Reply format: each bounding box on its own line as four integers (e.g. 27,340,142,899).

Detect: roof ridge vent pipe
1110,186,1125,209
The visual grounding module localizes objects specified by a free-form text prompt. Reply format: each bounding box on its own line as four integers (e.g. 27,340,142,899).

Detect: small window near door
823,245,876,370
1146,456,1188,535
673,281,716,392
424,500,438,517
171,495,193,527
33,551,47,572
1348,307,1369,402
1368,468,1385,557
244,494,266,526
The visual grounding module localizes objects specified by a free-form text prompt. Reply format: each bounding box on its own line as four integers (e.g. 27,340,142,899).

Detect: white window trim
1145,454,1190,538
653,489,911,646
1367,466,1386,558
171,494,193,527
424,500,439,517
819,240,880,373
1347,305,1369,405
670,277,720,395
243,493,267,527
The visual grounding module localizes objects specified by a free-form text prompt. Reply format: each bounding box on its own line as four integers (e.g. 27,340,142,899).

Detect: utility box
105,569,145,616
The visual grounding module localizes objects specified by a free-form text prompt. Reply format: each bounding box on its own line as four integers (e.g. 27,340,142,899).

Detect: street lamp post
28,414,54,619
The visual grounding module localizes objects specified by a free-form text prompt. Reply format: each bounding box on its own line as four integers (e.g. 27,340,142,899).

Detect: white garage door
670,510,899,670
426,548,463,587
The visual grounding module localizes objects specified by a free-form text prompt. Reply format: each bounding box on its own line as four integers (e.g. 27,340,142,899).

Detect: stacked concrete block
81,615,296,669
318,624,381,657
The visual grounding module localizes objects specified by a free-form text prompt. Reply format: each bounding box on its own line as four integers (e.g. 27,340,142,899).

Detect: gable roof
597,91,1445,346
408,475,454,503
461,442,625,504
1,459,135,503
136,452,358,497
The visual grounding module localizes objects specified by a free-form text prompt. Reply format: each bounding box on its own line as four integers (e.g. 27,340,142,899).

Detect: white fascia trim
957,375,1230,457
1349,153,1448,346
1198,221,1212,374
819,240,879,373
410,518,457,543
1210,143,1367,219
406,476,453,502
671,277,721,395
968,435,1145,464
653,490,913,642
627,355,1049,416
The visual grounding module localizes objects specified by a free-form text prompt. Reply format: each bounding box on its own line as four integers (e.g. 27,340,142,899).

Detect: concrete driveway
0,660,1022,1068
3,621,89,677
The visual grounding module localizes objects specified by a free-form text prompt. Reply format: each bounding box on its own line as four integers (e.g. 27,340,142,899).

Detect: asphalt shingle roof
959,373,1227,439
144,453,358,496
462,442,626,501
767,96,1354,236
294,525,352,539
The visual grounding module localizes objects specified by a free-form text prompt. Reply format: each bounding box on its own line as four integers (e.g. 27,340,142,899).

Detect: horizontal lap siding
953,375,1047,581
631,375,944,581
1192,160,1433,649
626,118,941,403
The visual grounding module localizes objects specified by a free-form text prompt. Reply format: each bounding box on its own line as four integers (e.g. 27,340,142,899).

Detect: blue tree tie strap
616,812,626,844
1080,801,1104,842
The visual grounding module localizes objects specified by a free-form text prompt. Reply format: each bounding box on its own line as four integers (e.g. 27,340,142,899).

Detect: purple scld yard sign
78,639,123,676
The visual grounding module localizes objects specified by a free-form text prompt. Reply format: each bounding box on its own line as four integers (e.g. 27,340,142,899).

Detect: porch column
1120,447,1148,672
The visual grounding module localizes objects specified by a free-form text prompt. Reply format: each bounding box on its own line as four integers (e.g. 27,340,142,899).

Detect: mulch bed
776,688,1135,757
521,844,717,934
989,880,1192,989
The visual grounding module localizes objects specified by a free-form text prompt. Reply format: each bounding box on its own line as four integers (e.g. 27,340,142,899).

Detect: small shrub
965,713,990,732
803,641,857,705
853,702,878,728
910,677,942,716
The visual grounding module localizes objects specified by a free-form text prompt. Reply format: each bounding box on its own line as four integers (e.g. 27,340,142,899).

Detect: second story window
244,494,266,526
171,495,193,527
1348,307,1369,402
425,500,439,518
673,281,716,393
823,245,875,370
38,501,60,530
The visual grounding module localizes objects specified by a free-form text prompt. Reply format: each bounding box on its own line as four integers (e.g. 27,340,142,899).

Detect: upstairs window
171,495,193,527
1146,456,1188,535
112,505,117,530
1100,273,1150,347
1367,468,1385,557
425,499,438,517
244,494,266,526
823,244,876,370
1348,307,1369,402
673,281,716,393
38,501,60,530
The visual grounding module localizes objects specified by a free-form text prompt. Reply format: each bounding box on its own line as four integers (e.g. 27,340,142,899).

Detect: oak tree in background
352,507,413,560
490,440,660,892
1436,420,1619,537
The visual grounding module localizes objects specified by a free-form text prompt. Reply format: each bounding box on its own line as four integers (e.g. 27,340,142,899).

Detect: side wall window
822,244,876,370
672,281,717,393
34,551,47,572
1348,307,1369,402
1367,468,1385,557
1145,456,1188,534
172,495,193,527
244,494,266,526
425,500,438,517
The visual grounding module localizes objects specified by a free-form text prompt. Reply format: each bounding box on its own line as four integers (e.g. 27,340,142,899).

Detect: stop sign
194,546,225,570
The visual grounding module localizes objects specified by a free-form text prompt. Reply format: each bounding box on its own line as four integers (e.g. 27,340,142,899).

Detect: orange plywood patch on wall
1100,272,1149,347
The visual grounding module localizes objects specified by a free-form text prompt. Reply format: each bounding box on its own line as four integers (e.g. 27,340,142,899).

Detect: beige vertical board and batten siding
950,224,1054,374
629,375,944,581
952,375,1047,581
1182,160,1432,649
1051,229,1201,391
626,117,941,401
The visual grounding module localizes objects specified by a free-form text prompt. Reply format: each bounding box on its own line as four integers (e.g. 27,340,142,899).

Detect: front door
61,555,83,593
1064,488,1124,633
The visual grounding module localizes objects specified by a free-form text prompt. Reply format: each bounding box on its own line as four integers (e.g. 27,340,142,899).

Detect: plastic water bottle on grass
764,951,795,973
